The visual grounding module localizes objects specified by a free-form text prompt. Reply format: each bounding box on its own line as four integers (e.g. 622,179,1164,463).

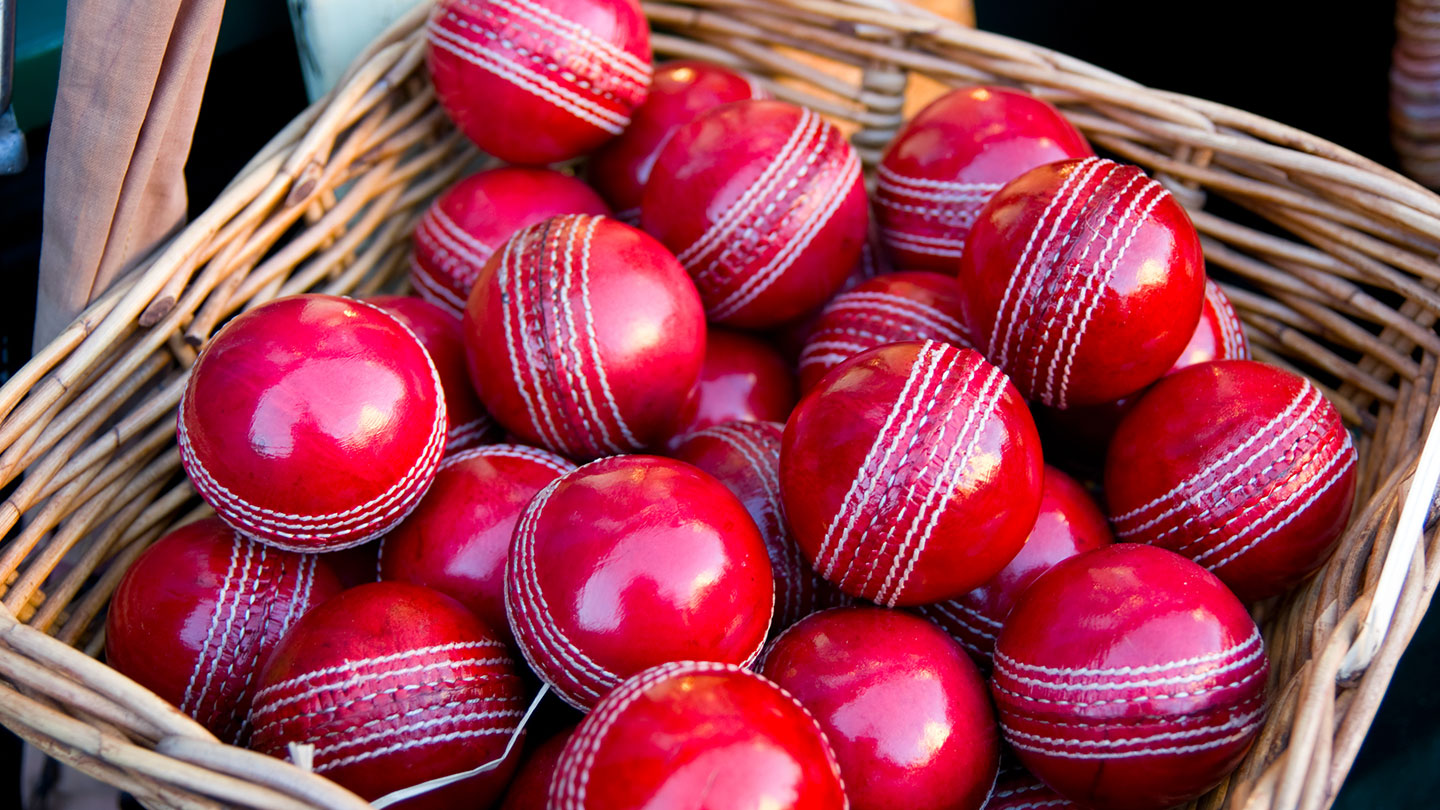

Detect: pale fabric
35,0,228,345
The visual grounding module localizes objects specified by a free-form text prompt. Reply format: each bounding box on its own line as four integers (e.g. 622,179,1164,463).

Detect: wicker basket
2,1,1439,808
1394,0,1440,186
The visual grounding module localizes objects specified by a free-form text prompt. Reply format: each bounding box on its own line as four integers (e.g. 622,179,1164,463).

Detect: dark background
0,0,1431,807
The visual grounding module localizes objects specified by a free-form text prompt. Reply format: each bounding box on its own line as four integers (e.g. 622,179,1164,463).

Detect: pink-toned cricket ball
463,214,706,459
916,466,1113,665
427,0,652,165
797,271,972,392
378,444,575,644
781,340,1044,606
505,455,774,710
991,544,1268,810
370,295,502,451
666,327,798,448
1106,360,1357,602
588,60,767,222
762,607,999,810
1034,278,1249,472
642,99,869,328
178,295,446,552
498,727,573,810
670,421,847,632
958,157,1206,408
408,168,610,317
549,661,847,809
876,86,1092,272
105,518,343,745
249,582,527,808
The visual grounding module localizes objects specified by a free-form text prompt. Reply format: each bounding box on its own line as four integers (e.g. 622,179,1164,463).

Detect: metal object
0,0,29,175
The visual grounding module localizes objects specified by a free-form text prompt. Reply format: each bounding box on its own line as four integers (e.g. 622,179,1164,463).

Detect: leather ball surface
643,99,868,328
427,0,652,165
106,518,343,745
178,295,447,552
463,214,706,459
1106,360,1357,602
505,455,774,710
782,340,1043,606
549,661,847,809
958,157,1205,408
992,544,1268,810
762,607,999,810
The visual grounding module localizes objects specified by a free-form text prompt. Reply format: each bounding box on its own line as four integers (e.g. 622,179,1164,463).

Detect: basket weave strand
0,1,1437,808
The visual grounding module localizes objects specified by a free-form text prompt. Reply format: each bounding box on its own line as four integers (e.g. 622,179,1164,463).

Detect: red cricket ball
370,295,502,451
1106,360,1357,602
249,582,527,808
761,607,999,810
549,661,847,809
378,443,575,644
427,0,652,165
876,86,1092,273
642,99,869,328
666,327,798,448
106,518,342,745
1036,275,1249,472
797,271,972,392
588,60,767,222
916,465,1113,665
463,214,706,459
958,157,1206,408
409,168,610,317
178,295,447,552
670,421,847,633
782,340,1043,606
505,455,774,710
498,726,573,810
992,545,1268,810
1034,278,1249,474
985,767,1081,810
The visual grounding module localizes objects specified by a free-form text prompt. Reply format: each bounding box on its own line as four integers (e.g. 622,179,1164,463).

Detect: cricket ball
958,156,1206,408
498,726,573,810
427,0,652,165
178,295,447,552
370,295,502,451
991,544,1268,810
106,518,342,745
249,582,527,808
781,340,1044,606
666,327,798,448
916,466,1113,665
670,420,847,632
876,86,1092,273
463,214,706,459
549,661,847,809
505,454,774,710
985,768,1080,810
378,443,575,644
1106,360,1357,602
761,607,999,810
589,60,767,222
797,271,972,392
642,99,869,328
409,168,610,317
1034,278,1250,472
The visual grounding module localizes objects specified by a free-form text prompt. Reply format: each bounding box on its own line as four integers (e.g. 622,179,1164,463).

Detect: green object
12,0,292,132
13,0,62,131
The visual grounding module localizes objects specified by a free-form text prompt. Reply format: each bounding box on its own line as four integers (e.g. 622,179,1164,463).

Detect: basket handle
1338,404,1440,679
